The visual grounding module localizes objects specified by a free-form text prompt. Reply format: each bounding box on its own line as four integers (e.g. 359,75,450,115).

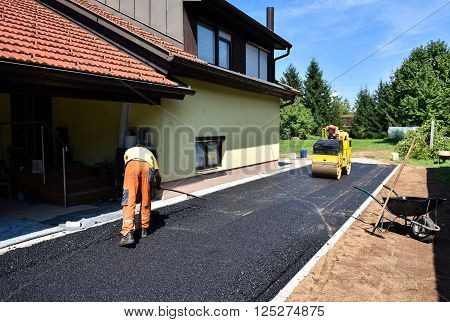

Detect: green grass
280,137,450,169
280,136,318,156
351,139,397,151
398,158,450,168
280,138,397,156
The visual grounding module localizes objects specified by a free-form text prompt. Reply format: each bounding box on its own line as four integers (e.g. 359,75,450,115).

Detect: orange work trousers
121,160,153,236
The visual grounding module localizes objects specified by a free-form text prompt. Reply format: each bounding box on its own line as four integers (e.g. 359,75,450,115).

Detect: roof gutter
0,60,195,100
280,98,295,108
207,0,292,49
171,57,297,100
274,47,291,62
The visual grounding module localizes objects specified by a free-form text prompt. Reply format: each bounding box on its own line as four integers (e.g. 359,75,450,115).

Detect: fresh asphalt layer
0,163,395,302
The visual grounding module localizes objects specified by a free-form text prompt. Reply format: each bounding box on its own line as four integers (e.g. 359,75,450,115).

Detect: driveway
0,163,395,301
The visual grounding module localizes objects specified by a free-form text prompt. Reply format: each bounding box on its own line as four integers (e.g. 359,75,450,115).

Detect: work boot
141,228,148,238
119,232,135,246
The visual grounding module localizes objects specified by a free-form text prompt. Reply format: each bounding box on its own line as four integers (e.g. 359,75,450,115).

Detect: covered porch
0,60,191,205
0,70,192,245
0,58,194,248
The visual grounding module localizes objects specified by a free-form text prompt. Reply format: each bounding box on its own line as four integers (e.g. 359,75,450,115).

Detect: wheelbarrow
354,185,447,242
438,151,450,164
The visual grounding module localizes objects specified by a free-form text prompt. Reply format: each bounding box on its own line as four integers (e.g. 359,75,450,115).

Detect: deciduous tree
391,40,450,129
280,99,314,139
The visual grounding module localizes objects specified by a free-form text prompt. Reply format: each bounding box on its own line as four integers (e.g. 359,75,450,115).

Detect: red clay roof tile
72,0,205,64
0,0,178,87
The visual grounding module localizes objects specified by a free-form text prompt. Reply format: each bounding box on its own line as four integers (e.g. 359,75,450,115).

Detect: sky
227,0,450,105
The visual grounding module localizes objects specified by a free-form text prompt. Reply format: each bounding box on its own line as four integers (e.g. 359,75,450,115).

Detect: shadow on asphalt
128,210,165,246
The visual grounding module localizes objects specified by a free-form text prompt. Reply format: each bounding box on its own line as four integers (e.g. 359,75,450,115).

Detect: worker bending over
325,125,339,139
120,145,160,246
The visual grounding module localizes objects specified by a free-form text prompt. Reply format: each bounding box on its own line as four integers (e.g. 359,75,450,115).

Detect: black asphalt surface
0,163,395,302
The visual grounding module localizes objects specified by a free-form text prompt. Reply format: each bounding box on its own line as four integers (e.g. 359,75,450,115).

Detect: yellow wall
52,98,163,166
0,93,11,164
160,78,280,181
50,79,280,182
128,103,164,152
52,98,121,165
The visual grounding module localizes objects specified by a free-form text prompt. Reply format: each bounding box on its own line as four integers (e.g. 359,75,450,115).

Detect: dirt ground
287,166,450,302
352,150,394,161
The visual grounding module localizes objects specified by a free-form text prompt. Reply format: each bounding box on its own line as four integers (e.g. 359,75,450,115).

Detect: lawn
280,137,397,156
280,137,450,168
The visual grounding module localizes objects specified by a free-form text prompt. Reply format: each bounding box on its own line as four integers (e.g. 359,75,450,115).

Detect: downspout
280,99,295,108
275,47,294,106
274,47,291,62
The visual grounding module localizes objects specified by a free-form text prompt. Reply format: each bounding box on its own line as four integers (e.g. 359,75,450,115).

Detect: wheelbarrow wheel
410,215,435,243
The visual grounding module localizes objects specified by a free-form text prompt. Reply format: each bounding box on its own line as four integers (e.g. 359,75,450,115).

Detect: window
196,136,225,171
218,31,231,69
197,24,215,64
246,43,269,81
197,23,231,69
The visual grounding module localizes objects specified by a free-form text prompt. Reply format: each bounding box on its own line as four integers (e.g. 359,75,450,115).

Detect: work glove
149,168,162,190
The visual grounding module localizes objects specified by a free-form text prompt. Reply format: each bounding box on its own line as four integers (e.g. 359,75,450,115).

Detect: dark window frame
196,136,225,171
217,31,231,69
197,23,216,64
196,22,232,69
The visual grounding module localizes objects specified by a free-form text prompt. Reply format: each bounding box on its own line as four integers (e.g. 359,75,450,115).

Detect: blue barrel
300,149,308,158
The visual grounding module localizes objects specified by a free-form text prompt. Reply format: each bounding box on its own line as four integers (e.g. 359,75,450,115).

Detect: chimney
266,7,274,31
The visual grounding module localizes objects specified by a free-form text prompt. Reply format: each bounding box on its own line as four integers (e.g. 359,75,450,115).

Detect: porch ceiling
0,60,194,103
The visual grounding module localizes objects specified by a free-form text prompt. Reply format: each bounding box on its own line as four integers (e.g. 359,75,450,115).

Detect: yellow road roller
312,125,352,180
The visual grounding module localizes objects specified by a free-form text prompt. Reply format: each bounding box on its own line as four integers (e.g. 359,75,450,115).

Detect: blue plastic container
300,149,308,158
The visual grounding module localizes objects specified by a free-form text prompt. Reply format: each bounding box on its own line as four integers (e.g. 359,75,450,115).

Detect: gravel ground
0,163,394,302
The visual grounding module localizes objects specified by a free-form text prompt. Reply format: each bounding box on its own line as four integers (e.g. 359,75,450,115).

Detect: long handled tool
371,137,416,235
159,185,205,200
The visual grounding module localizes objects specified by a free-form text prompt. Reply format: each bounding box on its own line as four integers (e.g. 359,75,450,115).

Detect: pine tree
374,81,396,136
303,59,339,132
352,88,378,138
333,98,352,116
280,63,303,91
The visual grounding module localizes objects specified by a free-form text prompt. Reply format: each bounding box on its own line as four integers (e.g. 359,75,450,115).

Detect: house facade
0,0,296,205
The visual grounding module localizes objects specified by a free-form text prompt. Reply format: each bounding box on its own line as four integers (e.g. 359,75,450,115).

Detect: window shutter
246,44,259,78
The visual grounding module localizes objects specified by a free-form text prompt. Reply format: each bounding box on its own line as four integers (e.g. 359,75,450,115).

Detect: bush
280,99,314,140
396,120,450,159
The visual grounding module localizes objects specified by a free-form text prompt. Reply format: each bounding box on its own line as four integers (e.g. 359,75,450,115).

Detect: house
0,0,297,206
340,114,354,128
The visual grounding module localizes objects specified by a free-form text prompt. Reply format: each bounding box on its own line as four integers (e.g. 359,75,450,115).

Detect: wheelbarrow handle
382,184,399,197
354,186,385,207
